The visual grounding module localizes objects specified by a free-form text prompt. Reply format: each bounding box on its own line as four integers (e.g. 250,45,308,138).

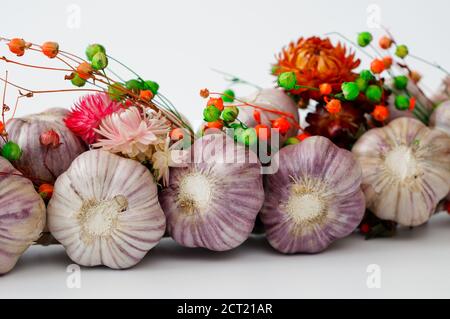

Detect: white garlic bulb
352,117,450,226
47,150,166,269
0,157,46,274
159,133,264,251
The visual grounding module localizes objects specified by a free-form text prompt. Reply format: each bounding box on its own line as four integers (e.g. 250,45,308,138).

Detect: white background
0,0,449,298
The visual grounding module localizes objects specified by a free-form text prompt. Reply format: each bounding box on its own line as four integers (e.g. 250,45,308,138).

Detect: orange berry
379,36,392,49
253,110,261,124
370,59,385,74
296,132,311,141
76,62,93,80
271,116,291,135
207,97,224,111
0,121,4,134
382,56,393,69
139,90,154,101
409,97,416,111
319,83,332,95
255,124,271,140
325,99,342,114
170,127,184,141
371,105,389,122
38,183,54,199
7,38,28,56
200,88,210,98
409,71,422,83
41,41,59,58
205,120,223,130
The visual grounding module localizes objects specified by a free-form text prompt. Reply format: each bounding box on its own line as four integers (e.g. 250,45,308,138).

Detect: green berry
365,85,383,103
2,141,22,161
222,89,235,103
85,44,105,61
277,72,297,90
203,105,221,122
355,77,368,92
221,106,239,122
395,95,410,110
395,45,409,58
126,79,144,92
341,82,360,101
71,73,86,87
108,82,126,101
144,80,159,95
284,137,300,146
91,52,108,70
393,75,408,90
357,32,373,47
359,70,375,82
239,128,257,146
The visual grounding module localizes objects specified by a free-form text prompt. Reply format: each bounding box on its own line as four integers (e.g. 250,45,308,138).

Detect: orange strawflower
325,99,342,114
273,37,360,100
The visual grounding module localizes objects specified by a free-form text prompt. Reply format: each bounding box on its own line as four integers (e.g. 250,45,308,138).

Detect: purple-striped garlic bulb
5,108,87,183
159,133,264,251
47,150,166,269
238,88,299,145
261,136,365,253
430,100,450,136
352,117,450,226
0,157,46,275
430,100,450,202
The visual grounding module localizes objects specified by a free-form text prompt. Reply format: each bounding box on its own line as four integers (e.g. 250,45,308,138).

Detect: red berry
360,223,371,234
371,105,390,122
255,124,270,140
253,110,261,124
207,97,224,111
370,59,385,74
271,116,291,135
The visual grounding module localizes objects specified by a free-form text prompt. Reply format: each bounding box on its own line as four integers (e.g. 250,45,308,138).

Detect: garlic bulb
261,136,365,253
0,157,46,274
352,117,450,226
47,150,166,269
238,88,299,145
5,108,87,183
159,133,264,251
430,100,450,136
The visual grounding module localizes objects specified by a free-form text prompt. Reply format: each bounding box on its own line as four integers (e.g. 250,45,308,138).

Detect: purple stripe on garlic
0,157,46,274
159,133,264,251
261,136,365,254
352,117,450,226
5,108,87,183
47,150,166,269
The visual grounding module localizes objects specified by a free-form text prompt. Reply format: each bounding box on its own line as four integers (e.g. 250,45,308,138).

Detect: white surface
1,213,450,299
0,0,449,298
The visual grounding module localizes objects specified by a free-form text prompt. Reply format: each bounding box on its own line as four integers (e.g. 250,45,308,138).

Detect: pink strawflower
93,106,170,160
64,93,122,144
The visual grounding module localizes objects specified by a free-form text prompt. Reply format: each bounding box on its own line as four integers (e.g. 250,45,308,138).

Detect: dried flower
65,93,122,144
152,137,188,186
94,106,170,161
273,37,360,100
200,88,210,98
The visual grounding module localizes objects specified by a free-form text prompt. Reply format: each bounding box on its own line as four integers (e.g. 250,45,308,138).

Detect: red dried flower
64,93,122,144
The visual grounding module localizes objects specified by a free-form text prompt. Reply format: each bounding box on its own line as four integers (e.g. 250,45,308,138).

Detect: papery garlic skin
47,150,166,269
352,117,450,226
5,108,87,183
159,134,264,251
238,88,299,144
261,136,365,253
430,100,450,136
0,157,46,274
